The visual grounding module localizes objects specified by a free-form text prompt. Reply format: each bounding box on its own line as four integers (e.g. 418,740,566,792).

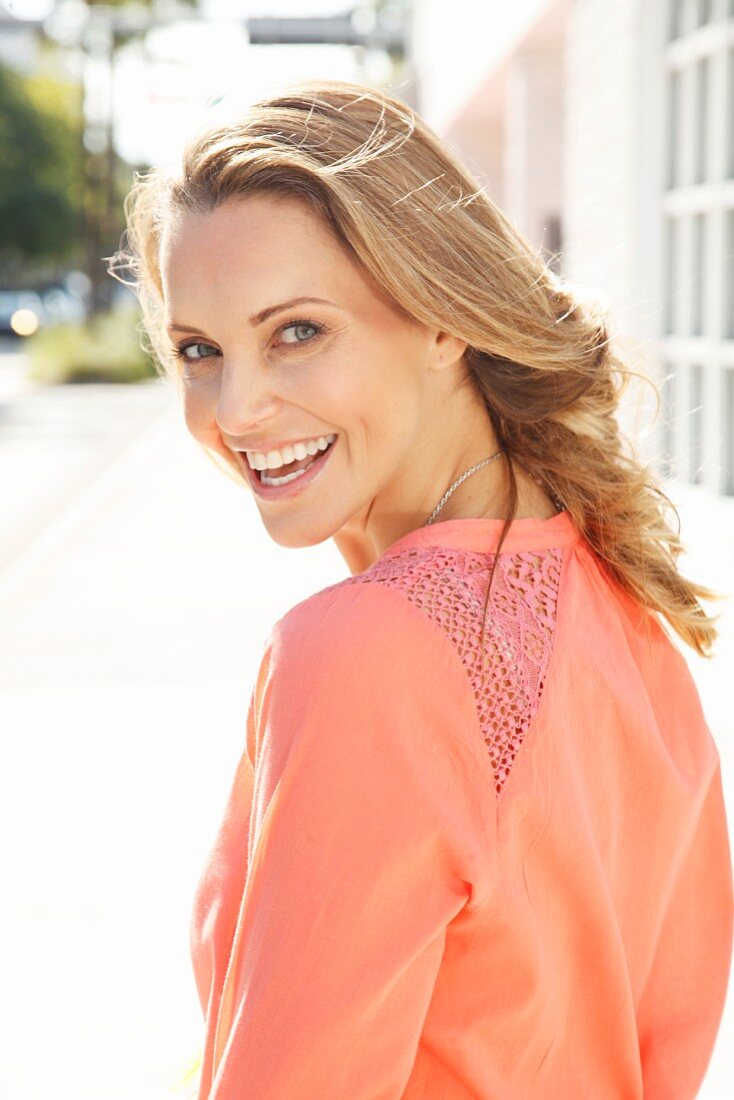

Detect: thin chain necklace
423,449,505,526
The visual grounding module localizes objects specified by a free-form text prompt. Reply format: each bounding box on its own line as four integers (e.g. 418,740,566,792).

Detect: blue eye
175,341,217,362
279,320,324,345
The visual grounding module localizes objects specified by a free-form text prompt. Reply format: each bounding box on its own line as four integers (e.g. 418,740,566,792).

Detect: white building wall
504,44,565,263
563,0,639,303
411,0,553,134
562,0,661,447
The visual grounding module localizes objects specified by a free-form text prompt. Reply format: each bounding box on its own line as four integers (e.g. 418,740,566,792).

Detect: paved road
1,340,732,1097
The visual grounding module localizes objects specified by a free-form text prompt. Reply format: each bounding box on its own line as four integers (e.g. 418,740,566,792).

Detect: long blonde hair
108,78,723,658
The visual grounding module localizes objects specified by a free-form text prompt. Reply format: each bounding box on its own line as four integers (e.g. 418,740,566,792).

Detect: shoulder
267,538,566,688
267,568,456,687
249,569,461,745
253,572,485,799
250,561,490,752
252,544,566,800
267,541,490,664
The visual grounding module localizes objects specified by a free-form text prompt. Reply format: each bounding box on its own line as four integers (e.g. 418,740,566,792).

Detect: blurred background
1,0,733,1096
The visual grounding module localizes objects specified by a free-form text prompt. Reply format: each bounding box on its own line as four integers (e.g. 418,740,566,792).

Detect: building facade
415,0,734,498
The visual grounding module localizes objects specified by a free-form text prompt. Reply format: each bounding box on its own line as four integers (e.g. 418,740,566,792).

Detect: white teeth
261,461,316,487
246,433,336,471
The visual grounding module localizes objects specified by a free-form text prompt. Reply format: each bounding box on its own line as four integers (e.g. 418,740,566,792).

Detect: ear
428,329,469,372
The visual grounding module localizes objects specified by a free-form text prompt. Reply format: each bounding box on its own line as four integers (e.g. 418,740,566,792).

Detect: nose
215,357,280,440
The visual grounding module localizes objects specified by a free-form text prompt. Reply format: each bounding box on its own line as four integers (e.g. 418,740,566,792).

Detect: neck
334,456,561,575
424,450,505,526
333,384,541,573
334,447,512,576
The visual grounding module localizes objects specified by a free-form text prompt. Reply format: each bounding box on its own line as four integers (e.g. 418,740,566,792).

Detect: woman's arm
208,582,485,1100
637,754,733,1098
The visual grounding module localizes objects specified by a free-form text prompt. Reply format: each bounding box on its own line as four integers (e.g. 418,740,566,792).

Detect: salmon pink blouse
190,509,733,1098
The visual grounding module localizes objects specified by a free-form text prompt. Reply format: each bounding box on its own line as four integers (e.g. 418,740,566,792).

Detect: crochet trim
342,545,563,797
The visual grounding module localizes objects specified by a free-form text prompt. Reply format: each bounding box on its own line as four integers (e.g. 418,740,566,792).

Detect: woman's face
158,193,472,557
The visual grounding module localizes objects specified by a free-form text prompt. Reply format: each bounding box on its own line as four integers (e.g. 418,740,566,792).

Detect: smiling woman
107,80,732,1100
151,185,487,560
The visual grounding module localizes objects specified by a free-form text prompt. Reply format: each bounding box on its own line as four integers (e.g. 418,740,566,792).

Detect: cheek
182,391,245,484
182,384,224,453
339,338,419,434
318,336,388,410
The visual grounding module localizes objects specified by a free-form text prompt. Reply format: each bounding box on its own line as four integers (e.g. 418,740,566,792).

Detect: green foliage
26,306,159,384
0,62,84,269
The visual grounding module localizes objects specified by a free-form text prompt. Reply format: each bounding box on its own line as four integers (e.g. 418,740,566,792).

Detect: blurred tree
78,0,195,312
0,0,194,296
0,60,84,282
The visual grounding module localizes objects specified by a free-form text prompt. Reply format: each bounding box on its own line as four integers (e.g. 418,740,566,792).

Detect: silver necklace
423,450,505,526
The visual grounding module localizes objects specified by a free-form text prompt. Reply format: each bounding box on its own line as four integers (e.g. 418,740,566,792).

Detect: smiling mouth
259,454,320,485
236,437,337,485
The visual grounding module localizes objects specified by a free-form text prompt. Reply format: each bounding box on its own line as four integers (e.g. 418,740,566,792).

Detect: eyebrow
166,296,338,335
250,296,337,326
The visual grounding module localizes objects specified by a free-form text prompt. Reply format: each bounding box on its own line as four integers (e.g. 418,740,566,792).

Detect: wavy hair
108,78,723,658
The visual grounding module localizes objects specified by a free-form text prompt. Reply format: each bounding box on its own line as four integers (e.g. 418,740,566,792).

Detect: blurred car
0,290,48,337
41,284,87,326
0,275,89,337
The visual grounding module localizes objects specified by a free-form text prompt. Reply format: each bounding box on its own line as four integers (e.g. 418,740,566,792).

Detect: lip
240,437,337,500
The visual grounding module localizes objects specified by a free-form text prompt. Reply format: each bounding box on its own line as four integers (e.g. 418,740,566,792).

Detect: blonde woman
110,80,733,1099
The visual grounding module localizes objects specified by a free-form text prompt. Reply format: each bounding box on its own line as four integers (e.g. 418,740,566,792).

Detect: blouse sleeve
637,753,734,1098
207,581,485,1100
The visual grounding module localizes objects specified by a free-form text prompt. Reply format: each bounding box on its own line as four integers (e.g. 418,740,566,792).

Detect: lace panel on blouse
341,546,563,797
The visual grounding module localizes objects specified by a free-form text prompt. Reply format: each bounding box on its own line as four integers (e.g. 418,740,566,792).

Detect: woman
110,80,732,1099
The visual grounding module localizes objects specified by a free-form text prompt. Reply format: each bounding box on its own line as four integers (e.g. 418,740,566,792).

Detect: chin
259,515,338,550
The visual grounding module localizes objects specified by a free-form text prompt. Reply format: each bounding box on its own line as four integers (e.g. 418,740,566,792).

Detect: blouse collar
377,508,581,563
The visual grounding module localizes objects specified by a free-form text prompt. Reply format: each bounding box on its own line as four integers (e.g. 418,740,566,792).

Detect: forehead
159,194,349,295
157,191,412,335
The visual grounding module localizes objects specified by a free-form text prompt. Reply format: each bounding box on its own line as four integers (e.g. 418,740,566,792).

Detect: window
724,369,734,495
659,363,677,478
691,212,705,337
663,216,677,335
726,209,734,339
659,0,733,495
728,48,734,180
541,214,562,274
693,55,710,184
689,364,704,484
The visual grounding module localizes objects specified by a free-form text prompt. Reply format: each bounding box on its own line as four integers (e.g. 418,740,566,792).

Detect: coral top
190,510,733,1099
